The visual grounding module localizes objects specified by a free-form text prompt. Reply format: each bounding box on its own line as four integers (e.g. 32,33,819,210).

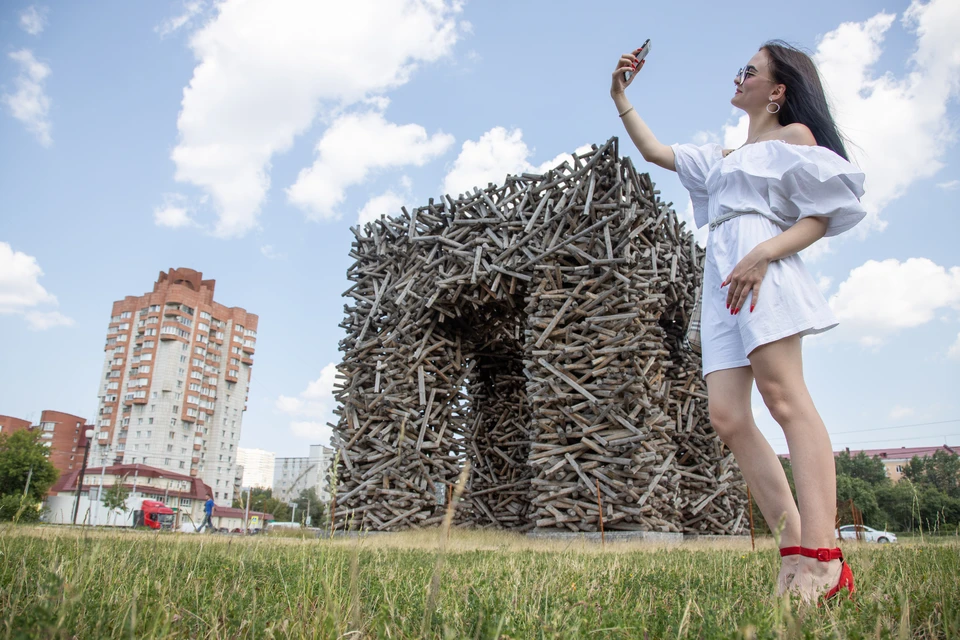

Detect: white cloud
442,127,591,197
25,310,74,331
889,405,915,420
288,112,453,221
948,333,960,359
828,257,960,345
155,1,206,38
358,190,407,226
0,242,72,330
276,363,340,444
290,421,333,443
817,275,834,294
171,0,463,237
19,6,48,35
813,0,960,233
2,49,52,147
260,245,285,260
937,179,959,190
153,205,195,228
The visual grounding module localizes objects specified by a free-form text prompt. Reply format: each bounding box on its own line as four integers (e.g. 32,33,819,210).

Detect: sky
1,0,958,459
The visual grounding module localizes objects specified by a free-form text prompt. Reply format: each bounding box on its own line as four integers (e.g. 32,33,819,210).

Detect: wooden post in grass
595,479,605,548
747,485,755,551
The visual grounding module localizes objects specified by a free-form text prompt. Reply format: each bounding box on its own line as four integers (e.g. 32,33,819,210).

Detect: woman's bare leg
705,366,802,594
748,334,842,602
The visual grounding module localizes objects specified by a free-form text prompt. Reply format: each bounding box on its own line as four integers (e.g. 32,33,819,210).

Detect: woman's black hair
761,40,849,160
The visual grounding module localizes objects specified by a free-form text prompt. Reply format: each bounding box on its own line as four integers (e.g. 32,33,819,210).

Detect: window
164,458,171,465
148,418,154,425
180,355,187,363
140,365,150,374
167,444,173,453
178,368,185,377
179,461,185,469
173,405,179,412
120,311,131,319
177,380,183,388
896,465,903,473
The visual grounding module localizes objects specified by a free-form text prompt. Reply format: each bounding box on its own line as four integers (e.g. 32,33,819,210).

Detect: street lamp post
72,429,94,525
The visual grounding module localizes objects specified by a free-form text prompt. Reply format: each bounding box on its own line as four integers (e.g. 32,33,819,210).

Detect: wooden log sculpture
331,138,747,534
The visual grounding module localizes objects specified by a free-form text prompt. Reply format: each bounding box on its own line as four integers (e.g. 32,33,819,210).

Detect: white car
837,524,898,543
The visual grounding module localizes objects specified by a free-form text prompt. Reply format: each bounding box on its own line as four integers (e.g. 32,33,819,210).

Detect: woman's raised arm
611,52,675,171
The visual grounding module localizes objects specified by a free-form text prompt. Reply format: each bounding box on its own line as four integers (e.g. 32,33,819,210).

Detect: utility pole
73,430,94,525
290,503,297,524
306,493,311,527
22,465,34,498
244,488,251,535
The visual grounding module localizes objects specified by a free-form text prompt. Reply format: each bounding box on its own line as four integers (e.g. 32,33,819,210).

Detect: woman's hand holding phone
611,40,650,96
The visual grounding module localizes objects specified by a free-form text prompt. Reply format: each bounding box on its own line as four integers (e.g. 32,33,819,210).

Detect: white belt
708,210,756,231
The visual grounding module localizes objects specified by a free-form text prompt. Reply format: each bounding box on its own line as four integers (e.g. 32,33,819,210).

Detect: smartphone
623,39,651,83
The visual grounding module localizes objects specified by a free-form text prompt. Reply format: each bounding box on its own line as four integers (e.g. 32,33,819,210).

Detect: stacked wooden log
331,137,747,534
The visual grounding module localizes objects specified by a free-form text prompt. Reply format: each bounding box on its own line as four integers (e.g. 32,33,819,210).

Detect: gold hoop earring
767,100,781,114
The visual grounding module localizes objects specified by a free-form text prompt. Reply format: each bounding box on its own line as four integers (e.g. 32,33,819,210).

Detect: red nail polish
734,308,740,314
750,304,755,313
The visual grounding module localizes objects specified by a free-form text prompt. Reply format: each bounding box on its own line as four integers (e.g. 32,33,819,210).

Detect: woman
611,41,865,603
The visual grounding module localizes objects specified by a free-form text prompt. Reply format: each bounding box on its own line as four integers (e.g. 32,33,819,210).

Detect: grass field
1,525,958,639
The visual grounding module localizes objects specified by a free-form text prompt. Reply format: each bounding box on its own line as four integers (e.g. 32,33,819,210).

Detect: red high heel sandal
800,546,855,603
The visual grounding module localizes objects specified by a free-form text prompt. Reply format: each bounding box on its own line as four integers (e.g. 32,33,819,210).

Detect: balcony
182,414,196,424
132,397,148,405
241,355,253,365
192,456,200,463
241,343,255,355
190,468,198,477
193,444,202,451
225,373,238,383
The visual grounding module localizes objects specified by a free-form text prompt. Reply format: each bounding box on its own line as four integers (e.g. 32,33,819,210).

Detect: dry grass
1,524,958,638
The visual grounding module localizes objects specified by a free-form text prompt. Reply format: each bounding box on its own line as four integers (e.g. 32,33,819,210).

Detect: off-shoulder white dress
671,140,866,377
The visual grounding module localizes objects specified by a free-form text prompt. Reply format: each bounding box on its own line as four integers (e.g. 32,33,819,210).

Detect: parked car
837,524,897,543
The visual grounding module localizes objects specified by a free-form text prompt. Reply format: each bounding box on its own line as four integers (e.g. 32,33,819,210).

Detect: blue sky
1,0,958,458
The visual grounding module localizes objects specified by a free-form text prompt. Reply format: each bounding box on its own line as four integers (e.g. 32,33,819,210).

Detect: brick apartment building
91,268,258,506
0,410,93,476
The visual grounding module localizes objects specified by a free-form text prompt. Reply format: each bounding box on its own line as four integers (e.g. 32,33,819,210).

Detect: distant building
273,445,334,503
236,447,276,489
0,415,32,435
47,463,212,527
783,444,957,482
0,411,93,478
90,268,258,506
840,445,957,482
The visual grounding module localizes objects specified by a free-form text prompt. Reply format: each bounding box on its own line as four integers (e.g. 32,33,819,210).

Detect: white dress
671,140,866,377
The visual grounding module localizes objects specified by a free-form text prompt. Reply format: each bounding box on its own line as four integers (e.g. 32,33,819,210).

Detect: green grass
1,525,958,639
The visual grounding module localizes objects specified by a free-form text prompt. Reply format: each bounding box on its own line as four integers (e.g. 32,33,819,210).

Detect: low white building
45,463,212,528
273,444,334,503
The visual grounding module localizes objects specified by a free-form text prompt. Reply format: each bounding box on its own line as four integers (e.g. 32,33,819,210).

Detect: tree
101,475,131,525
834,451,889,486
293,488,326,527
903,450,960,499
836,475,882,526
232,487,291,522
0,430,59,501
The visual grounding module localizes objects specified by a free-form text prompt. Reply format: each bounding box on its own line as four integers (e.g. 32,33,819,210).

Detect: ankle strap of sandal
799,546,844,562
779,546,802,557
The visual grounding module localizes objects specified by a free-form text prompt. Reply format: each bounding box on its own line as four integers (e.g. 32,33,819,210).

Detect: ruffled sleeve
671,143,721,229
722,141,866,237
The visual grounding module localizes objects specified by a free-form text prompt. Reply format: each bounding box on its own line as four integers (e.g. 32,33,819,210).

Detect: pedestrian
199,493,215,532
611,40,865,603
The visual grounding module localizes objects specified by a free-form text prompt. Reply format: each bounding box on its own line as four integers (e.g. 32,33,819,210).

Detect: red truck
133,499,175,530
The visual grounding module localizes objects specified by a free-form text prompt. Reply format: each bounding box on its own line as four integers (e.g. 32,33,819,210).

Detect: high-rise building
273,445,334,503
92,268,258,506
236,447,275,489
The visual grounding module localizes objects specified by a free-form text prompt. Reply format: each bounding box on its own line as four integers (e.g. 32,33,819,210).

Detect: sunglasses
736,66,775,86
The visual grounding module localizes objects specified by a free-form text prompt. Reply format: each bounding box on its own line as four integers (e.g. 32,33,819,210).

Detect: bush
0,493,43,522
